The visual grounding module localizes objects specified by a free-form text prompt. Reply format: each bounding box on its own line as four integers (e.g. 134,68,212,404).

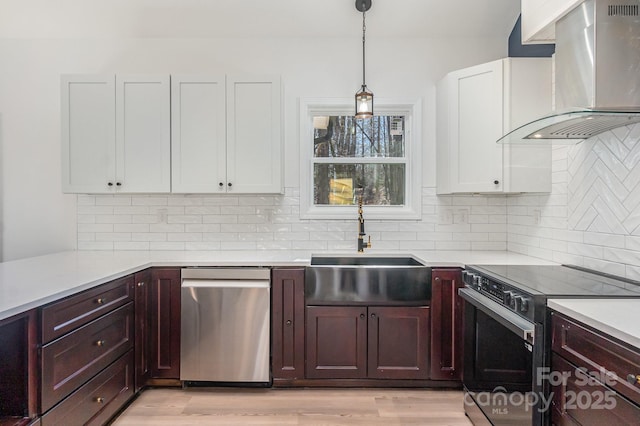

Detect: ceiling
0,0,521,39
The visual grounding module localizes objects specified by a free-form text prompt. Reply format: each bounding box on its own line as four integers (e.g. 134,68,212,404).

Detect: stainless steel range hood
498,0,640,144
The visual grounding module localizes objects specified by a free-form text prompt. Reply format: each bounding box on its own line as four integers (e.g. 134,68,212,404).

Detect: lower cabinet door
306,306,367,379
368,306,430,380
150,268,181,379
41,350,134,426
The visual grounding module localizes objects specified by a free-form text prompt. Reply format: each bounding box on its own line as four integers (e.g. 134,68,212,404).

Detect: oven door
459,288,545,426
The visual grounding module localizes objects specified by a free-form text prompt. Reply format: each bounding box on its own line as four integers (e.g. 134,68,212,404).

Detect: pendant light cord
362,11,366,88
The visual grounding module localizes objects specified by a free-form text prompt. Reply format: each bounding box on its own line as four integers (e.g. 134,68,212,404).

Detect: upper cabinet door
61,75,116,194
440,60,504,194
226,75,282,194
116,75,171,193
171,75,227,193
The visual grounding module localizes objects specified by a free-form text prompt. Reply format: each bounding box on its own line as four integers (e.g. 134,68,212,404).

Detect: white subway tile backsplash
78,224,113,233
185,242,222,251
114,242,150,250
149,242,185,250
95,196,132,206
114,224,150,233
132,197,168,206
185,206,222,215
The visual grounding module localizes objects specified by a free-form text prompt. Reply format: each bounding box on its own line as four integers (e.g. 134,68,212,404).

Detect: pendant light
355,0,373,119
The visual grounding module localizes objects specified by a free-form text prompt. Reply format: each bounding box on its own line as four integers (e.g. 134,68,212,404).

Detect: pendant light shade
355,0,373,119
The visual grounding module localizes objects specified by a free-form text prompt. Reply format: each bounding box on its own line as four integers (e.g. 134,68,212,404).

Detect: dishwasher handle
181,279,269,289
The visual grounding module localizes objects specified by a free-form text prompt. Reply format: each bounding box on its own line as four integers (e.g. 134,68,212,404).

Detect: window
300,99,422,219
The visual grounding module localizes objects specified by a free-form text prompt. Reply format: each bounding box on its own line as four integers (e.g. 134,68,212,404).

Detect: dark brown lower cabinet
550,312,640,425
271,268,305,381
368,306,430,379
306,305,430,380
41,351,134,426
430,268,463,381
150,268,181,380
134,269,152,392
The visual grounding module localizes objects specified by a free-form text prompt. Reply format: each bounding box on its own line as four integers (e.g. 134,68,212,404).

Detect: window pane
313,163,405,206
313,116,405,158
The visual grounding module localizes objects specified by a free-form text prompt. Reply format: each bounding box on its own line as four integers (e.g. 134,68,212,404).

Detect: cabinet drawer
42,275,134,344
41,303,134,412
41,350,134,426
551,353,640,425
551,312,640,407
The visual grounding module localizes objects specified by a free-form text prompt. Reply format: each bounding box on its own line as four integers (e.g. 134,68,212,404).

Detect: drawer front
41,303,134,412
551,353,640,425
41,350,134,426
552,312,640,407
42,275,134,344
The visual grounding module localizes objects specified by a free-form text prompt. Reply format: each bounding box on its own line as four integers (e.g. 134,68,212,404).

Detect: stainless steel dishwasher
180,268,270,384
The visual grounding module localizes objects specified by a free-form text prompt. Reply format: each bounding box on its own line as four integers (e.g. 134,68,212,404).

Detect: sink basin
310,255,424,266
305,255,431,305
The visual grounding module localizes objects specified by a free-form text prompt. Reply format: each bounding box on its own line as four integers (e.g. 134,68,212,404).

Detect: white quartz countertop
0,249,555,321
548,299,640,350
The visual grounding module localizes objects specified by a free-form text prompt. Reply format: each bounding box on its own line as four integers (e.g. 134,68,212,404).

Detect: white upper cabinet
226,76,282,194
171,75,282,194
116,75,171,193
521,0,583,43
436,58,553,194
61,74,170,193
171,75,226,193
61,75,116,193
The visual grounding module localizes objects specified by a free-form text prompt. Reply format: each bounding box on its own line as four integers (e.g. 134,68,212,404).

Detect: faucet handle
366,235,372,249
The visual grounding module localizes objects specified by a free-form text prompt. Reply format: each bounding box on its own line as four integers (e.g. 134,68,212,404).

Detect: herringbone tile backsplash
509,124,640,280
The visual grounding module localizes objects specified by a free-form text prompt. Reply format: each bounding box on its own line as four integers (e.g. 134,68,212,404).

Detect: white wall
0,35,508,260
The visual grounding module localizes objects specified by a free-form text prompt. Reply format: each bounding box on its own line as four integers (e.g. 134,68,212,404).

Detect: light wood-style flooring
113,388,471,425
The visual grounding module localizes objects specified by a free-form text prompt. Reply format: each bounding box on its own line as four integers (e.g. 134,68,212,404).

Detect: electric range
459,264,640,426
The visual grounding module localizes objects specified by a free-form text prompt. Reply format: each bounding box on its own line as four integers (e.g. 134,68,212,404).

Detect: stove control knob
520,297,529,313
504,291,514,306
511,295,519,310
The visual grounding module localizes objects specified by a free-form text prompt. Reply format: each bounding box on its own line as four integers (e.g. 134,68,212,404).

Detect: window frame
299,98,422,220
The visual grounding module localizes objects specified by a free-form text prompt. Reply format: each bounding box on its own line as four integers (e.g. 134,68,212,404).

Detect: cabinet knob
137,282,144,287
286,320,292,326
493,180,500,185
96,298,107,305
219,182,224,187
627,374,640,385
116,182,122,187
95,397,105,404
228,182,233,187
371,313,376,319
107,182,113,187
435,277,440,282
95,340,106,347
359,313,365,319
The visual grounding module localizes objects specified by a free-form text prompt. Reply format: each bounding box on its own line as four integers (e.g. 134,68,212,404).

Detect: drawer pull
96,298,107,305
95,340,106,347
95,397,105,404
627,374,640,385
137,282,144,287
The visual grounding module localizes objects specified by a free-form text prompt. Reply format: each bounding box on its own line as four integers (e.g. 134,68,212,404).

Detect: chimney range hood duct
498,0,640,144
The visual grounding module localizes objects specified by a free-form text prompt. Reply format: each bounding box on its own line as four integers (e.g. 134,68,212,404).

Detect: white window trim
299,97,422,220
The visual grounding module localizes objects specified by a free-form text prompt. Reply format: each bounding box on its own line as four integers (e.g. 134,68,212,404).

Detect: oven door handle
459,288,535,344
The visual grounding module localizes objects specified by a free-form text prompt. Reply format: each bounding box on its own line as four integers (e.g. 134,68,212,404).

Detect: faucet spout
357,195,371,253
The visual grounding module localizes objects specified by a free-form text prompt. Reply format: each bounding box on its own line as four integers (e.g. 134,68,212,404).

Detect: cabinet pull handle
95,397,105,404
627,374,640,385
137,282,144,287
359,313,365,319
96,340,106,347
96,298,107,305
286,320,292,326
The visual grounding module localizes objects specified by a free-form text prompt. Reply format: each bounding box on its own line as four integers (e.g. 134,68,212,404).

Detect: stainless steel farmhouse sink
305,255,431,304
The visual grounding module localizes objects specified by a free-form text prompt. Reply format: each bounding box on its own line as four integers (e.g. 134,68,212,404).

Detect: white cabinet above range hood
499,0,640,144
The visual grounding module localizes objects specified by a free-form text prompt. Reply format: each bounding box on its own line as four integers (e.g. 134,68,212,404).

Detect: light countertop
548,299,640,350
0,249,555,321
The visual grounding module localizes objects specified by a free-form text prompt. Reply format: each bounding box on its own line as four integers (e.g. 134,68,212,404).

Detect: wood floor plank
113,388,472,425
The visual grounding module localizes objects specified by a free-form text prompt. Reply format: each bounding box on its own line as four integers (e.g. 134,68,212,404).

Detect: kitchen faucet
357,195,371,253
